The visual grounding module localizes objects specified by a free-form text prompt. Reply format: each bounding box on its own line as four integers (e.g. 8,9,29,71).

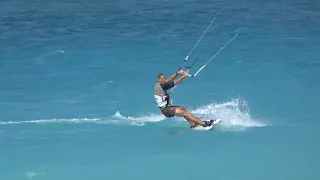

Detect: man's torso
154,81,174,109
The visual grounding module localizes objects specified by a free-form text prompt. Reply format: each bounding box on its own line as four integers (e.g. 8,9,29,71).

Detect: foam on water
108,98,266,131
0,98,265,131
96,111,166,126
190,98,266,131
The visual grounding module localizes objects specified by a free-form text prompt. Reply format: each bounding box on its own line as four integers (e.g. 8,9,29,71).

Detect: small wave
25,172,46,179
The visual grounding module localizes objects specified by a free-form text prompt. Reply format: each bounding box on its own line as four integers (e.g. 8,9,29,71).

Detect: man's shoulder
154,82,161,88
154,82,162,90
159,82,167,87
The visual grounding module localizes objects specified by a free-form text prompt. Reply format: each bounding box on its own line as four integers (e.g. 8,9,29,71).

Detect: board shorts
160,105,180,118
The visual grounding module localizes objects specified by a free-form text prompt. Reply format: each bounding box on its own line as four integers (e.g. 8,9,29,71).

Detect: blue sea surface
1,0,320,179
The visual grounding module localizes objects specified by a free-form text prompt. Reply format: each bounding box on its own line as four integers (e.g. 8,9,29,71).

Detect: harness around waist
159,104,172,111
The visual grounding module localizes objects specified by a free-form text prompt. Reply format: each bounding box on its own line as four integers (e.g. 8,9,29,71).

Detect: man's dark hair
158,73,164,79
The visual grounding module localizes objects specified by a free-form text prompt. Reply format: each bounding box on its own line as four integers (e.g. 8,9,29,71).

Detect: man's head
157,73,166,83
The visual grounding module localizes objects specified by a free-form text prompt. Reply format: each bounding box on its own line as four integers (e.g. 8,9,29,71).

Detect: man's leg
173,106,206,126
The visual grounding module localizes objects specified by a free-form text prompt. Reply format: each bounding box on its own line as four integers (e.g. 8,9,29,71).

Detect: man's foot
202,120,214,127
190,124,198,129
190,120,214,128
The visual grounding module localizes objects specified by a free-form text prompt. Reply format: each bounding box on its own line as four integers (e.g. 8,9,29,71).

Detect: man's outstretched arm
161,74,189,91
161,70,189,90
165,71,179,83
173,73,189,86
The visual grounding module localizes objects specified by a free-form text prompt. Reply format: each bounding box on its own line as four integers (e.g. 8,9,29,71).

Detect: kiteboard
191,119,222,131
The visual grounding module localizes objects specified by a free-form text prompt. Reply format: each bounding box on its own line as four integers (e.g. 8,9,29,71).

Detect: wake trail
0,98,266,132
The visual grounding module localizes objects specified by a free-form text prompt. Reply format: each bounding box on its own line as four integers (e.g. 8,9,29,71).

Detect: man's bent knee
176,106,187,112
174,107,187,116
176,107,191,117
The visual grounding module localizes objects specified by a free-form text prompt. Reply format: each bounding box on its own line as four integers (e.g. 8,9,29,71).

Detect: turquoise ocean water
1,0,320,179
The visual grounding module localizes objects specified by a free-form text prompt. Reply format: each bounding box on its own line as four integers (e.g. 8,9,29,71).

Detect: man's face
158,75,166,83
